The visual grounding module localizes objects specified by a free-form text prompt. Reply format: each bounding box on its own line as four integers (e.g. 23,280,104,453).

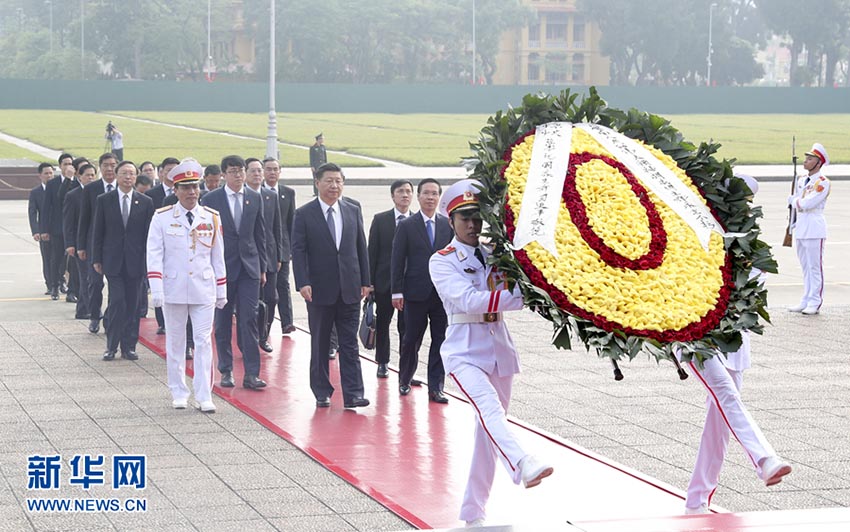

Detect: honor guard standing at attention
429,179,553,528
788,142,830,315
147,159,227,412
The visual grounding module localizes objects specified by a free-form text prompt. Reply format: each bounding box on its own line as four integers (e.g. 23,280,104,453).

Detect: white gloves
151,292,164,308
215,297,227,309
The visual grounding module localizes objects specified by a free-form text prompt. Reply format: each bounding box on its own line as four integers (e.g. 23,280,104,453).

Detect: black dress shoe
399,384,411,396
102,350,116,361
88,319,100,334
220,372,235,388
281,324,296,334
429,390,449,404
344,397,370,408
243,375,267,389
411,379,424,387
44,288,51,295
377,363,389,378
59,283,67,294
50,288,59,301
121,351,139,361
259,340,274,353
75,313,91,320
65,293,78,303
155,326,166,335
316,397,331,408
185,347,194,360
328,350,337,360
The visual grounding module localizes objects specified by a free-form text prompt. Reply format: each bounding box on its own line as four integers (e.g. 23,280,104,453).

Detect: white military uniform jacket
790,170,830,239
146,203,226,304
429,238,525,377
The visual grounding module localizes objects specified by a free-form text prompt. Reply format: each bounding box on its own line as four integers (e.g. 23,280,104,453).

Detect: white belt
448,312,503,325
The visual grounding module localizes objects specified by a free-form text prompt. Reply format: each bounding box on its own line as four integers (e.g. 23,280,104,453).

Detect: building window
528,53,540,81
573,16,586,49
528,24,540,49
545,53,568,83
544,11,568,49
572,53,585,82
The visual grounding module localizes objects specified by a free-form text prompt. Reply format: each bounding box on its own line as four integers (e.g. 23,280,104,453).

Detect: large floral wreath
468,89,776,365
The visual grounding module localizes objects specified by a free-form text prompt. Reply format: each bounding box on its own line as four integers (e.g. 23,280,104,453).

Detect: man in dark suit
145,157,180,334
29,164,52,294
292,162,370,409
201,155,268,390
92,161,154,361
391,178,452,403
77,153,119,334
263,157,297,335
41,153,79,300
368,180,414,378
64,163,98,319
246,157,283,353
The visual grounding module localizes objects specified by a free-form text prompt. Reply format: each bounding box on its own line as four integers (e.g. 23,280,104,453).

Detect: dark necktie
106,183,113,193
121,194,129,227
396,214,404,226
327,207,337,249
232,193,242,232
474,247,486,267
426,219,435,249
186,211,194,225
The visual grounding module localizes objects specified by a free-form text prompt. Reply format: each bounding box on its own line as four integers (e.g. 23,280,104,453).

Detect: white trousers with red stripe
684,355,775,509
795,238,825,310
450,363,526,522
163,302,215,403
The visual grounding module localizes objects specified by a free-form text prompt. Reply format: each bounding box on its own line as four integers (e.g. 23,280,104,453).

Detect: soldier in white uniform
788,142,830,315
429,179,553,528
146,159,227,412
683,175,791,514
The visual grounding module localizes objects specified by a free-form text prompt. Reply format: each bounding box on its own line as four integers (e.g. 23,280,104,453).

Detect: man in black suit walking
246,157,283,353
368,180,414,378
292,163,371,409
64,163,98,319
263,157,297,335
77,153,119,333
41,153,79,300
144,157,180,334
29,163,52,294
391,178,452,403
92,161,154,361
201,155,268,390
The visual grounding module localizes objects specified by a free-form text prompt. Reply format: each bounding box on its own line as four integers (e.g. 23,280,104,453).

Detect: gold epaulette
437,246,456,256
202,206,220,216
156,205,174,214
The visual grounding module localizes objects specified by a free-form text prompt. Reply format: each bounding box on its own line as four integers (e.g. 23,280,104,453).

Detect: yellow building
493,0,609,86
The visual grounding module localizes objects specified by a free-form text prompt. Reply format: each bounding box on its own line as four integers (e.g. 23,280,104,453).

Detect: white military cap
168,158,203,185
805,143,829,166
438,179,483,217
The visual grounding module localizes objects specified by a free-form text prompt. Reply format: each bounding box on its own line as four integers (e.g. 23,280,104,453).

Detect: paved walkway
1,180,849,530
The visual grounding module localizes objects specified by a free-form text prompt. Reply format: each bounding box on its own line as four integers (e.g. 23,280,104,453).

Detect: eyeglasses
225,168,245,176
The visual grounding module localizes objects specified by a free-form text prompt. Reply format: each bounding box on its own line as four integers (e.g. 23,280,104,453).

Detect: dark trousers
261,270,278,341
374,290,404,365
399,291,447,392
74,255,90,317
46,235,65,290
214,272,261,377
275,260,293,327
306,297,364,402
155,307,165,329
67,252,78,296
104,269,142,354
138,278,149,318
39,240,50,289
112,148,123,161
86,257,104,320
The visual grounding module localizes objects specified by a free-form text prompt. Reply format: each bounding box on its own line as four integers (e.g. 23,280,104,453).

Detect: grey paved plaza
1,179,848,531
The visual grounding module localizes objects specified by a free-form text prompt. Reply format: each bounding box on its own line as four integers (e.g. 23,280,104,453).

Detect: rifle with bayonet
782,136,797,247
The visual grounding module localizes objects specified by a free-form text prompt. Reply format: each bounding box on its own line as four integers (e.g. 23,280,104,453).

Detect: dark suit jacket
145,183,172,209
257,187,283,272
200,186,266,280
63,186,83,249
28,184,45,236
272,183,295,261
92,190,154,277
368,208,407,294
77,179,113,253
41,176,79,236
391,211,452,302
292,198,370,306
162,189,208,207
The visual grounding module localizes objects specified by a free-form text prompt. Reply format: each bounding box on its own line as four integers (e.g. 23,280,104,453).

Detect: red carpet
139,318,850,530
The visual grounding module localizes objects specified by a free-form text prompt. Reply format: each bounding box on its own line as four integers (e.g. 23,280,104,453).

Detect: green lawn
1,109,847,166
0,139,47,161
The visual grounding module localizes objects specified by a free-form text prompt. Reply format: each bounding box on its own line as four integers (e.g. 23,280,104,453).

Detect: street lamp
706,2,717,87
46,0,53,52
472,0,476,84
265,0,278,159
80,0,85,79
